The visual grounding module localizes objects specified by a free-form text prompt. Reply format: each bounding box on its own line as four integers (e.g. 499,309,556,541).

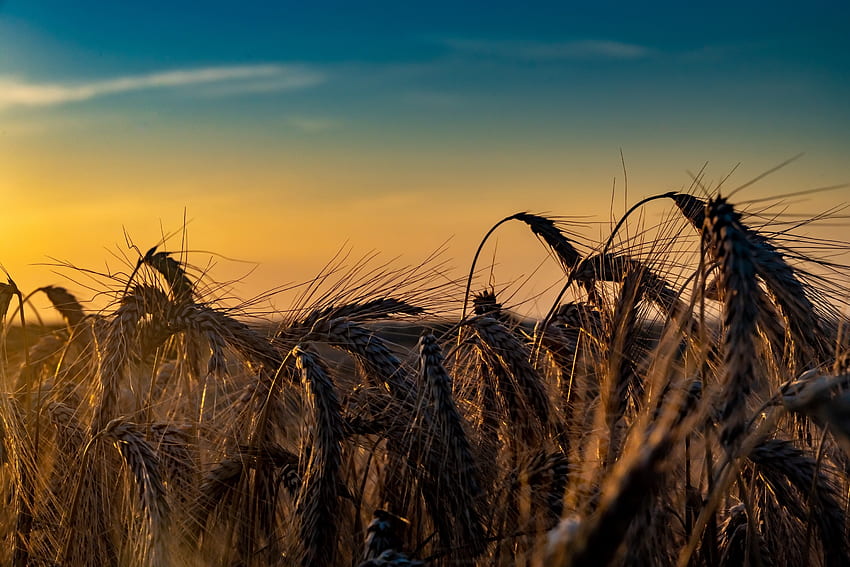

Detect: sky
1,1,849,318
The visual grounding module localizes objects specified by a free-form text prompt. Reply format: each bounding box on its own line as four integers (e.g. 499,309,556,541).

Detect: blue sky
3,1,847,154
1,1,849,314
3,1,848,135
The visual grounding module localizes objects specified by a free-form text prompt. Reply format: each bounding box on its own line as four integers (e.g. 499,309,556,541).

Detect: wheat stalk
416,333,486,557
294,346,344,567
704,196,761,449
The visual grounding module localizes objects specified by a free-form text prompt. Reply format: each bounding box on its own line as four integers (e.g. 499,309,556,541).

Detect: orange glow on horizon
3,129,849,324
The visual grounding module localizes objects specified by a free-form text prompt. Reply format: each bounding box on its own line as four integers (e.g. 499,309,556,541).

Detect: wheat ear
418,333,486,557
705,196,760,449
294,347,344,567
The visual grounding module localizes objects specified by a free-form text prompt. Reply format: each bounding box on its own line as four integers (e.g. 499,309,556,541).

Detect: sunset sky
2,1,849,316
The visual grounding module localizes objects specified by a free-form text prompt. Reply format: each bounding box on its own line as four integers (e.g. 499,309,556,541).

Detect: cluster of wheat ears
2,187,850,567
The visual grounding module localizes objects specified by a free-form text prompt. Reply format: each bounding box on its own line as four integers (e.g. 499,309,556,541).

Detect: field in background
2,189,850,566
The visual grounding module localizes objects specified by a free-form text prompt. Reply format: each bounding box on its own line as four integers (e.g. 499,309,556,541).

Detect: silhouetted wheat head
2,182,850,567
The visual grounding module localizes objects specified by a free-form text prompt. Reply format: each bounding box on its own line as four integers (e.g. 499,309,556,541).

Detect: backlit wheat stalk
1,186,849,567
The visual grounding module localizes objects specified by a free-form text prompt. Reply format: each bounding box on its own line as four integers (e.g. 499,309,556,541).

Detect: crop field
2,189,850,566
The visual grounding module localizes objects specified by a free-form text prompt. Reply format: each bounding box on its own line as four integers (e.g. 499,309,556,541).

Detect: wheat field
2,189,850,566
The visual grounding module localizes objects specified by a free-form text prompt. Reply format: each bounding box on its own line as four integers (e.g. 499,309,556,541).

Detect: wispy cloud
441,38,654,61
0,64,324,109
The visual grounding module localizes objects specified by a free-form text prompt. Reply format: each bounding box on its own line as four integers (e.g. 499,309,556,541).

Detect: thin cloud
441,38,654,61
0,64,324,109
198,75,324,98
